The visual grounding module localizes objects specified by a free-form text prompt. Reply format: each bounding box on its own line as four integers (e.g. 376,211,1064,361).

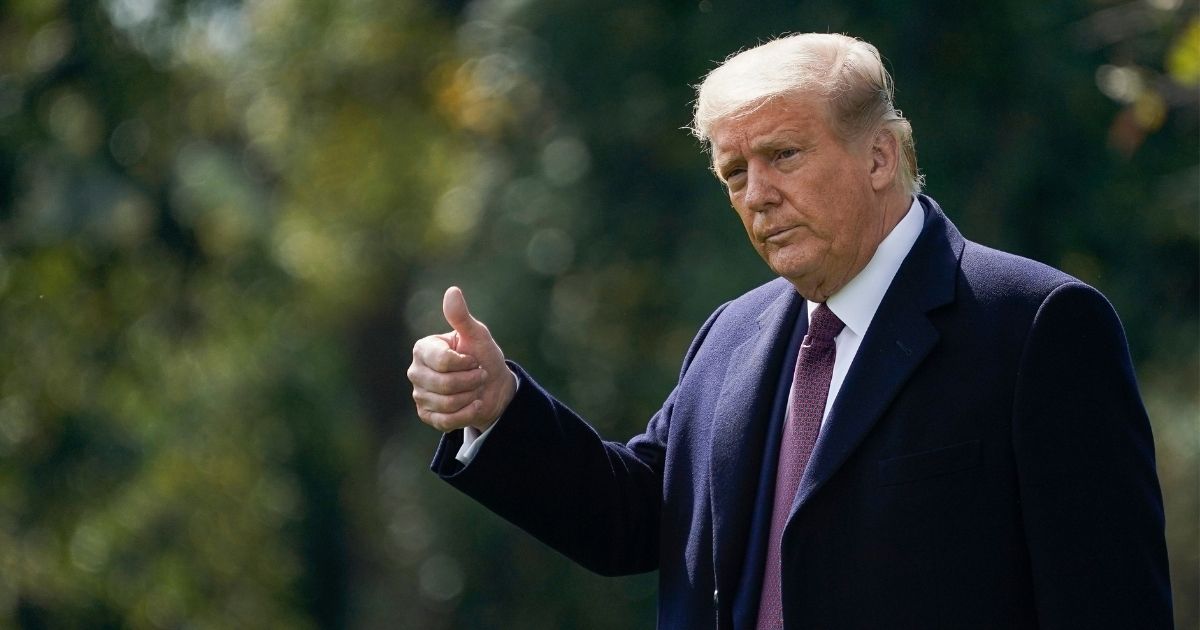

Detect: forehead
710,95,830,160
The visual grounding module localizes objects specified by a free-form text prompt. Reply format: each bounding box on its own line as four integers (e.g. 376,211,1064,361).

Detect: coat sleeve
1012,281,1173,628
429,302,728,577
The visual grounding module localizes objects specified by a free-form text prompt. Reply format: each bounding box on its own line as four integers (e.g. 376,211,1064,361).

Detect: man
408,33,1172,629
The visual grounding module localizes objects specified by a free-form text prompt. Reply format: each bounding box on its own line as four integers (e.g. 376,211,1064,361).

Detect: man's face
711,95,886,301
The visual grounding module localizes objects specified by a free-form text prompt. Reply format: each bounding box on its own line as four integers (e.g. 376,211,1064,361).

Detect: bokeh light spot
1096,65,1144,104
26,20,73,74
541,136,591,186
418,554,464,602
46,89,103,155
110,118,151,166
433,186,484,237
526,228,574,275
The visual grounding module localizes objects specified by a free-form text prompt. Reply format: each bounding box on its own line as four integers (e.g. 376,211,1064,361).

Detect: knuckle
430,415,451,432
445,372,469,394
441,377,462,394
433,396,452,413
458,393,479,411
429,354,450,372
429,372,450,393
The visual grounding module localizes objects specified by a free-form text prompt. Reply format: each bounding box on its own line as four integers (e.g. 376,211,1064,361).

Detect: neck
793,190,913,302
878,188,913,236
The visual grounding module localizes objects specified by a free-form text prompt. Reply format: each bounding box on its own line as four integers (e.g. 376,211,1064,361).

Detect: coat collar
790,194,964,518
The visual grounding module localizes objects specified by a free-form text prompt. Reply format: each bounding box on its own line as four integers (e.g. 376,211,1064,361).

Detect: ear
868,128,900,192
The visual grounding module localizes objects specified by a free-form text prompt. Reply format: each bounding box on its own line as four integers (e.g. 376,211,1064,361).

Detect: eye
723,168,746,191
775,148,800,161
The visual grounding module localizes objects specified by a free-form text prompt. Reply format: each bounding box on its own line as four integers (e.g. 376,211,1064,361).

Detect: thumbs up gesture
408,287,518,433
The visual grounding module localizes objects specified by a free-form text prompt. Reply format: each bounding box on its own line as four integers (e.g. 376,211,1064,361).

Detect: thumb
443,286,484,338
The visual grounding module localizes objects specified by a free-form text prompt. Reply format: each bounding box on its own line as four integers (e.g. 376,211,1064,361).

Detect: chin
767,255,816,281
768,260,822,294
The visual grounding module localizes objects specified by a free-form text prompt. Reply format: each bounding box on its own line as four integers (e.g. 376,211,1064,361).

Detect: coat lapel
709,284,803,608
791,196,966,515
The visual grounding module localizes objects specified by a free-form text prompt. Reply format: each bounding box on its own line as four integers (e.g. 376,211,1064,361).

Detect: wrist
470,416,497,433
472,367,517,433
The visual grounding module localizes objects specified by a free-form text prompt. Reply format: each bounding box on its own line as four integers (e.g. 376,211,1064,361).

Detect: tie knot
808,303,845,342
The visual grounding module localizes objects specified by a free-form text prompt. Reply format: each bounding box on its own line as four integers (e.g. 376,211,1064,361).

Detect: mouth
762,225,799,244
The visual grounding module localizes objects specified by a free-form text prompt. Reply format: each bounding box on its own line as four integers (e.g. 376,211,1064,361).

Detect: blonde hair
690,33,924,194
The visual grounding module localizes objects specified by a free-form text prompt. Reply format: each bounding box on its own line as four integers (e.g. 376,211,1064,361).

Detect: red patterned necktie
755,303,845,630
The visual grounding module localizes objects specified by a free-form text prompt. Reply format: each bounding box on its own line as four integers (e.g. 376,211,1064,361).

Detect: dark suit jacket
432,196,1172,629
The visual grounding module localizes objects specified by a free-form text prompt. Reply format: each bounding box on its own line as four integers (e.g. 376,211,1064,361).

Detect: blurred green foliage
0,0,1195,628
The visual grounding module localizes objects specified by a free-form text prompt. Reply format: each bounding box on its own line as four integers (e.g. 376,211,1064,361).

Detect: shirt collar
808,196,924,336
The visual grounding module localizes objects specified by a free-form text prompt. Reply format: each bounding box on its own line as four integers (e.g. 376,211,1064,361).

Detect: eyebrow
714,131,811,176
713,155,743,179
755,135,802,152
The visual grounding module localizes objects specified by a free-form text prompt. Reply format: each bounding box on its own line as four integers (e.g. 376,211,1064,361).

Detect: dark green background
0,0,1195,628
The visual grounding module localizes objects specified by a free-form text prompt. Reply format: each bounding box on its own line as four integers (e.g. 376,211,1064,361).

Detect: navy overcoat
432,196,1172,629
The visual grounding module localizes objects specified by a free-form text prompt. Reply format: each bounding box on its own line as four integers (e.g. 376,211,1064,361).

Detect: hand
408,286,517,433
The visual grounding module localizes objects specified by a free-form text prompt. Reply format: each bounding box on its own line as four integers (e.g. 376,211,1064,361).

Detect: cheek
803,179,869,238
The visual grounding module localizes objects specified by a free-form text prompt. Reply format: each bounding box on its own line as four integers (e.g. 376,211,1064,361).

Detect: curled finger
413,389,479,415
416,400,483,433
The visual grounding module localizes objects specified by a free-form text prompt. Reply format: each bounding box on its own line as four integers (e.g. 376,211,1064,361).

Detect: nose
742,161,780,213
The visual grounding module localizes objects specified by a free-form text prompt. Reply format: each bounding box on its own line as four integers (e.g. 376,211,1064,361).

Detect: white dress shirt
457,197,925,464
807,197,924,424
